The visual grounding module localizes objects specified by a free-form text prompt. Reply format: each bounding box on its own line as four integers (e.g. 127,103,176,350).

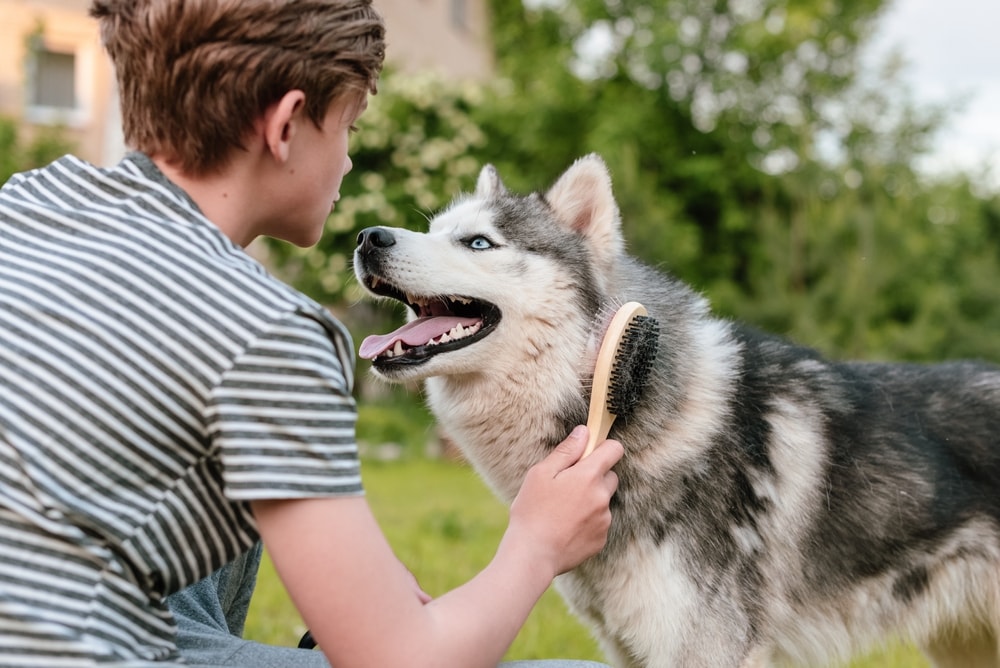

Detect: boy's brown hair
90,0,385,175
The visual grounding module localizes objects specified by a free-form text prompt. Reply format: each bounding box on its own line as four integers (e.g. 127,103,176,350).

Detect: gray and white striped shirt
0,152,362,665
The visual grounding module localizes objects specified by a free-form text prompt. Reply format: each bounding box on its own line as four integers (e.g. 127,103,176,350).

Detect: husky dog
353,155,1000,667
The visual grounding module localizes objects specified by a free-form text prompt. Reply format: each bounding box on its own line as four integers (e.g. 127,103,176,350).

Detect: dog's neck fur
425,321,591,502
420,231,750,578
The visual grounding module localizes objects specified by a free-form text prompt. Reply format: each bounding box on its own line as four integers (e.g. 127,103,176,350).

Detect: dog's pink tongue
359,316,480,359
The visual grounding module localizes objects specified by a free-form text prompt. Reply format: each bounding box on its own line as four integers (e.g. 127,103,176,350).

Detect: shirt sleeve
206,309,363,501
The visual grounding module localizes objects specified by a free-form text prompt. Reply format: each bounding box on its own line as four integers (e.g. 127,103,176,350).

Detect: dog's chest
554,539,707,665
427,375,581,498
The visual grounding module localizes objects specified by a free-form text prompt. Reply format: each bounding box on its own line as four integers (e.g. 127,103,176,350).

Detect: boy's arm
251,429,622,668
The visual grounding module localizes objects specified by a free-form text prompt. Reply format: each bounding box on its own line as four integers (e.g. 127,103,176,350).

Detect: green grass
245,457,930,666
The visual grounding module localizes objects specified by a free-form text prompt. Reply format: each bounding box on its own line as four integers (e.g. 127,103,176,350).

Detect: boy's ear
262,90,307,163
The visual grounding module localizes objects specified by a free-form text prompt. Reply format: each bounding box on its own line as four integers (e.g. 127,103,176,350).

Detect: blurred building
378,0,492,80
0,0,492,167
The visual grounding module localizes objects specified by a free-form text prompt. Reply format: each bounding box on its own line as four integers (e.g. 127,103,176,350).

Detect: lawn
245,457,929,667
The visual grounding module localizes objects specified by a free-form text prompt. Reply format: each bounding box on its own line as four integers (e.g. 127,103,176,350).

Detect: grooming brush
582,301,660,457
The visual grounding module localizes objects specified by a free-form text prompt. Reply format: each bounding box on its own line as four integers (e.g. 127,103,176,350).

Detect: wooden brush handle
582,302,648,457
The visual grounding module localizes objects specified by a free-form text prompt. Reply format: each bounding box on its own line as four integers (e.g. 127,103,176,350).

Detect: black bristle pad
607,315,659,419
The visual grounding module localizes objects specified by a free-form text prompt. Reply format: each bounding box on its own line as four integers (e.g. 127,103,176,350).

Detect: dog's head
353,154,626,384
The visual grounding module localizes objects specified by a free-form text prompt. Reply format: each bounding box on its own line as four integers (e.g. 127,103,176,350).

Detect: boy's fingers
537,428,623,482
586,438,624,472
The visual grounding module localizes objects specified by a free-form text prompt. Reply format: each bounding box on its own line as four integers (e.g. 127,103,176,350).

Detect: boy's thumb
546,425,589,472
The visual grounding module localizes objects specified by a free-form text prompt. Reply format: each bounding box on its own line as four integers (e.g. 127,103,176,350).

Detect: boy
0,1,623,666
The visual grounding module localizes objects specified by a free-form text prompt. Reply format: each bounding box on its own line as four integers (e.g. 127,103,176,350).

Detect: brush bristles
607,315,659,420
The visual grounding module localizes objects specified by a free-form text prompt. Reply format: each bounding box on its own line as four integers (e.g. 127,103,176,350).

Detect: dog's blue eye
467,236,493,250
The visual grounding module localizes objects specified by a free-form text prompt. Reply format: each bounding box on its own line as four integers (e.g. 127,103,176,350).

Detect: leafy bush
0,116,75,184
263,69,488,310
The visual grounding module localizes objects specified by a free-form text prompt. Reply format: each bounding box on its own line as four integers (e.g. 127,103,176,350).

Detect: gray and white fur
353,154,1000,667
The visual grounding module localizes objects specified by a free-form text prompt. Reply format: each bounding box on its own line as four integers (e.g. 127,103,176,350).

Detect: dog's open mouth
358,276,501,366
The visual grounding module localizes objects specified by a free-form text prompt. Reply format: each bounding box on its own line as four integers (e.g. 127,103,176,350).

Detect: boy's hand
507,426,623,577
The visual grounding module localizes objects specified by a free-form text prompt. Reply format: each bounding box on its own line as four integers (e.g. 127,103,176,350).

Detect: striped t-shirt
0,152,362,665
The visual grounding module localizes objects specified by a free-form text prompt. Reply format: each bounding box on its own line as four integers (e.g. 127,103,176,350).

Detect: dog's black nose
357,227,396,250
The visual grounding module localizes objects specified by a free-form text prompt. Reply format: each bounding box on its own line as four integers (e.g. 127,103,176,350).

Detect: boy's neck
152,154,262,248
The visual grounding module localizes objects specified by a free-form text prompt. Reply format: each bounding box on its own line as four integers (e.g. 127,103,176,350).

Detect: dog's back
554,238,999,665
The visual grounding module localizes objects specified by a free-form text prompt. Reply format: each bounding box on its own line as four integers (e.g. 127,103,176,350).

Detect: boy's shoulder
3,151,347,345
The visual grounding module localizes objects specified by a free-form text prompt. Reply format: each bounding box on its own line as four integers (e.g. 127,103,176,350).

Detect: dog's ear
545,154,624,264
475,164,507,198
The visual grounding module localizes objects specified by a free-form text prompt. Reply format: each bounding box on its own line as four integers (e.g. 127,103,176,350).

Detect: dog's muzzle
352,226,502,368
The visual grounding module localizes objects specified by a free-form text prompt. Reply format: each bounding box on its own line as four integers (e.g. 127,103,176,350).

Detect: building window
450,0,467,31
30,48,77,110
24,34,86,127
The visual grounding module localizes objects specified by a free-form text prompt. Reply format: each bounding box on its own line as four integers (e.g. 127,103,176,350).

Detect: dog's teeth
409,294,431,307
420,322,486,351
371,276,381,289
381,341,405,358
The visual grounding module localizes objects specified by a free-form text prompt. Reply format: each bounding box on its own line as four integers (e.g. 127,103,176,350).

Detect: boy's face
274,93,367,247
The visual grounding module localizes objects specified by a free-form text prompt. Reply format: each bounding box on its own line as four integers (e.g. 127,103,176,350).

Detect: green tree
479,0,1000,363
476,0,884,293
